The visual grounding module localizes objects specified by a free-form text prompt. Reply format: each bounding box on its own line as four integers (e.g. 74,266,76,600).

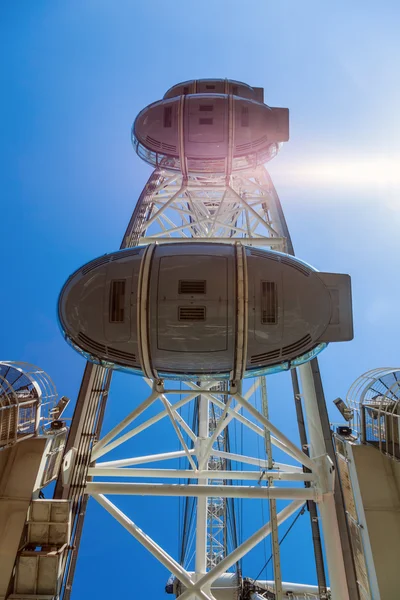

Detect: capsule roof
164,79,264,102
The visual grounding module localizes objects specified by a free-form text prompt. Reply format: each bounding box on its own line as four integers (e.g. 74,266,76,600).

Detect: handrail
346,367,400,460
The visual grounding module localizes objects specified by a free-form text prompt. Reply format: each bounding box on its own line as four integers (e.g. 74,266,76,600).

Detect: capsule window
241,106,249,127
109,280,126,323
163,106,172,128
206,84,215,90
199,118,213,125
183,86,189,94
199,105,214,112
261,281,277,324
232,85,238,95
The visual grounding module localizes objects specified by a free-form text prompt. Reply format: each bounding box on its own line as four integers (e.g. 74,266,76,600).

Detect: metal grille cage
0,361,58,448
347,367,400,459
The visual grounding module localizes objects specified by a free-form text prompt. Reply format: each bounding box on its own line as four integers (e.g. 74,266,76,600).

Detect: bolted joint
230,380,241,395
154,379,164,394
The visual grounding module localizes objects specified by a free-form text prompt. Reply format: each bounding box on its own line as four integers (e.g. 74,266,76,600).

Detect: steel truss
59,165,353,600
87,379,319,599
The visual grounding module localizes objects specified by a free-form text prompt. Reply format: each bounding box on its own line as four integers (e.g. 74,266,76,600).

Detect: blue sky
1,1,400,598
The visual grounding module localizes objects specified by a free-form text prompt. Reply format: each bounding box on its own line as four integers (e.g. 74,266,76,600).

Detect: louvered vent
178,306,206,321
78,332,106,355
250,349,281,364
282,334,312,357
236,134,269,151
280,256,310,277
252,134,269,147
109,280,126,323
199,105,213,112
107,347,136,363
146,135,161,148
179,280,206,294
81,255,110,276
261,281,277,324
162,142,177,152
236,141,252,152
111,248,140,261
199,118,213,125
249,248,279,261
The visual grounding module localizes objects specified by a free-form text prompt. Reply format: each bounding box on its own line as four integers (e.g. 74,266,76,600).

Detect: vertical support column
299,362,349,600
195,394,209,575
260,377,282,600
263,168,359,599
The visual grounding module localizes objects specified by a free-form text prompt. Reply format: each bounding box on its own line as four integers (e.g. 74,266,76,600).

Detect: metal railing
347,367,400,460
0,361,59,448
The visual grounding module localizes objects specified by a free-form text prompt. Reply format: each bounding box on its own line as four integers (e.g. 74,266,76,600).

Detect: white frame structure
67,163,353,600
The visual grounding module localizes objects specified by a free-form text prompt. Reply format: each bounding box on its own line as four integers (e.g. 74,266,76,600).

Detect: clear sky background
1,1,400,598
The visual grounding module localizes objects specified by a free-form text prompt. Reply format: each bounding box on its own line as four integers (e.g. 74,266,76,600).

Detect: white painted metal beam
86,482,317,500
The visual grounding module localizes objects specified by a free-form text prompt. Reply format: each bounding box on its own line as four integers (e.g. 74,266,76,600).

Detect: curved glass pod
132,94,288,176
132,135,281,175
58,244,352,381
163,79,264,102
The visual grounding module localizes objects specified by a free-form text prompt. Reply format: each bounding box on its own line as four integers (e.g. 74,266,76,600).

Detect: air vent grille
146,135,161,148
199,105,213,112
261,281,277,324
107,347,136,363
111,249,140,261
162,142,177,152
77,332,106,355
178,306,206,321
199,118,213,125
236,142,252,151
250,349,281,365
236,135,269,151
249,249,279,261
81,255,110,276
252,134,269,147
179,280,207,294
282,334,312,357
280,256,310,276
109,280,126,323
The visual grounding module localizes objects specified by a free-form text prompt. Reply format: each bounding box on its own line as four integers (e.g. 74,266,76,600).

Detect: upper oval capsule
132,94,289,175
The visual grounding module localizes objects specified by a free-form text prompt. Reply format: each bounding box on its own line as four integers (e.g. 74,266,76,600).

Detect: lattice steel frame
52,163,357,600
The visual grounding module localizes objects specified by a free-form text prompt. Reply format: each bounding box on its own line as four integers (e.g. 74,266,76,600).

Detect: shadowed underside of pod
58,243,353,381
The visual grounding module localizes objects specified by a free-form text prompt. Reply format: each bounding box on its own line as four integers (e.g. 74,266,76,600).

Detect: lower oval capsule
58,243,353,380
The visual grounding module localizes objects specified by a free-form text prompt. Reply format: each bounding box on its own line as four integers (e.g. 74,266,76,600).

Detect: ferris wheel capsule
132,79,288,175
58,243,353,380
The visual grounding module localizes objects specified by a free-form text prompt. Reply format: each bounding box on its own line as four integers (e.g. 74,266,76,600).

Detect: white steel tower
55,79,358,600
